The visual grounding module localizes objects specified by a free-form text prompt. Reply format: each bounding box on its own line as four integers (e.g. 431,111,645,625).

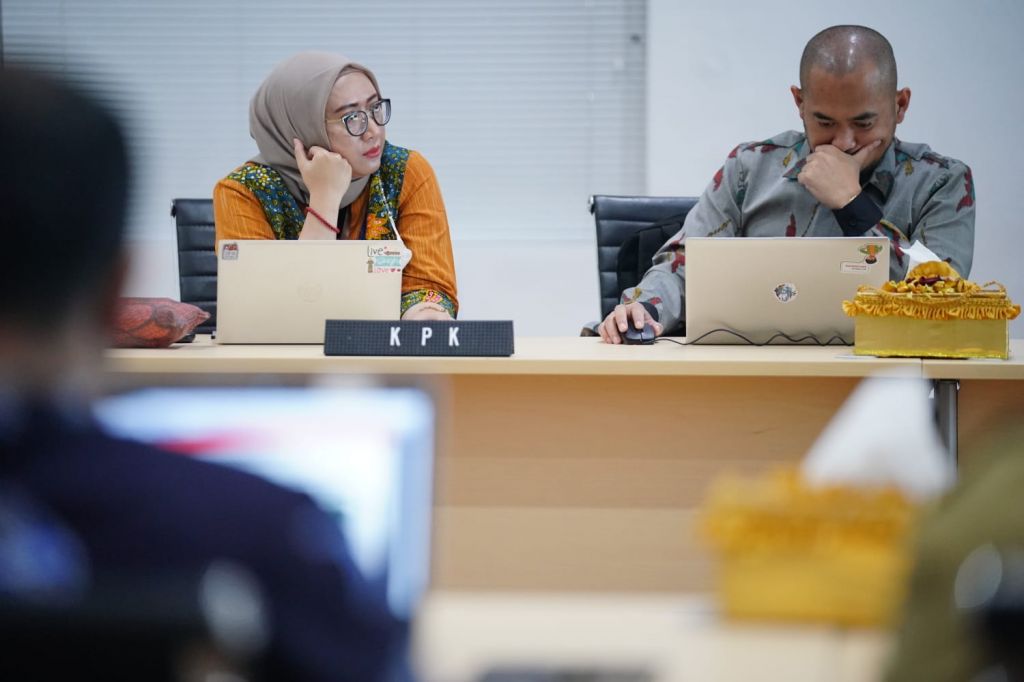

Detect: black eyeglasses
325,98,391,136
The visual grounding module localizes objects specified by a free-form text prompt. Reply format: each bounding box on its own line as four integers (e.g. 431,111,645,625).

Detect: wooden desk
414,591,892,682
103,337,1019,593
105,335,917,377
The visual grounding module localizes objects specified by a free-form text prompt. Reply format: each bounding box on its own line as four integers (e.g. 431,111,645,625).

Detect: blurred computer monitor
93,386,435,620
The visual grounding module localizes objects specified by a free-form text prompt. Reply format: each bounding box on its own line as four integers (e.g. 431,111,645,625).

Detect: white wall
647,0,1024,335
127,0,1024,335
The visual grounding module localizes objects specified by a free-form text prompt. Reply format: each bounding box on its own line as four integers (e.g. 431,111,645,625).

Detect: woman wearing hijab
214,52,458,320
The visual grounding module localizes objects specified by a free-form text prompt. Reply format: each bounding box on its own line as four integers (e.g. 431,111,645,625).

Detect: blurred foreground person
887,423,1024,681
0,67,403,681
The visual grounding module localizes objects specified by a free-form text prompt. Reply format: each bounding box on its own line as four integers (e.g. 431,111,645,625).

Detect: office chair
171,198,217,335
589,194,698,322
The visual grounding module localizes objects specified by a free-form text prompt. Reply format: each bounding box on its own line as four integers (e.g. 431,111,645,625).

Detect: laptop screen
92,386,435,620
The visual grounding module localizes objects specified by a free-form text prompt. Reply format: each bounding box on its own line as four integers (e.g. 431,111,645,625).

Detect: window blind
2,0,646,241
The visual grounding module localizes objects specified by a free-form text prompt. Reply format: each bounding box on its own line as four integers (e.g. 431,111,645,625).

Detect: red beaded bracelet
304,207,339,234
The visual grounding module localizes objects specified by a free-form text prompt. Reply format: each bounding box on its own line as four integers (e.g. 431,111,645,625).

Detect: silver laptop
216,240,403,344
93,385,435,620
684,236,889,345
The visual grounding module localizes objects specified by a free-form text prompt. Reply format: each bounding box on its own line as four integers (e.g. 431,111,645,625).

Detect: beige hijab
250,51,381,207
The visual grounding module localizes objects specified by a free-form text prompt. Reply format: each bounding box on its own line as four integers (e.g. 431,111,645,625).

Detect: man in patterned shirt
600,24,975,343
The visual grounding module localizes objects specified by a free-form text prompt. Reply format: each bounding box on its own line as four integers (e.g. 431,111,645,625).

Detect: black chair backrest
171,199,216,335
590,194,698,320
0,571,266,681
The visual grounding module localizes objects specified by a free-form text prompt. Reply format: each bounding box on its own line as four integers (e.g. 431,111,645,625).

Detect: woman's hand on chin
293,138,352,207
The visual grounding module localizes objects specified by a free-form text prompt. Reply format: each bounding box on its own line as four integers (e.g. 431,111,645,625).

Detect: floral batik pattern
227,141,411,241
226,163,305,239
227,144,455,318
401,289,457,317
363,142,409,240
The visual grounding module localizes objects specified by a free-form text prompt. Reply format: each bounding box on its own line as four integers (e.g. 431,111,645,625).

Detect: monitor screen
92,386,435,620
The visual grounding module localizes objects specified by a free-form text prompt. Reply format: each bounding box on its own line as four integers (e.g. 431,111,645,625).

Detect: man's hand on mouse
598,302,663,345
797,140,880,209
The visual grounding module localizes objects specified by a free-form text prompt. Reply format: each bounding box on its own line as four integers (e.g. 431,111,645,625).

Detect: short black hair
0,67,129,329
799,25,897,94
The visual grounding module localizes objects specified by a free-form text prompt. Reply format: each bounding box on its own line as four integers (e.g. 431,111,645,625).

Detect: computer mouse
621,323,657,345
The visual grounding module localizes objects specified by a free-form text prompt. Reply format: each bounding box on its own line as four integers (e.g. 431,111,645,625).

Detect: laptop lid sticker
367,244,404,273
773,283,798,303
841,243,885,274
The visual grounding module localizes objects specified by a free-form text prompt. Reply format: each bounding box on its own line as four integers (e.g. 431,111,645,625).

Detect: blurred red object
110,297,209,348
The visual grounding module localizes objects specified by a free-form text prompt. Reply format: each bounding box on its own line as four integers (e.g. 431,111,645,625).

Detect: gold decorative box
700,469,916,627
843,262,1020,359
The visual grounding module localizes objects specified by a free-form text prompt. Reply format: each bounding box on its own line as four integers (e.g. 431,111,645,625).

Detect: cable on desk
656,328,850,347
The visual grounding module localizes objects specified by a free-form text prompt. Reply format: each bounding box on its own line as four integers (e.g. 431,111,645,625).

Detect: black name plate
324,320,514,357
